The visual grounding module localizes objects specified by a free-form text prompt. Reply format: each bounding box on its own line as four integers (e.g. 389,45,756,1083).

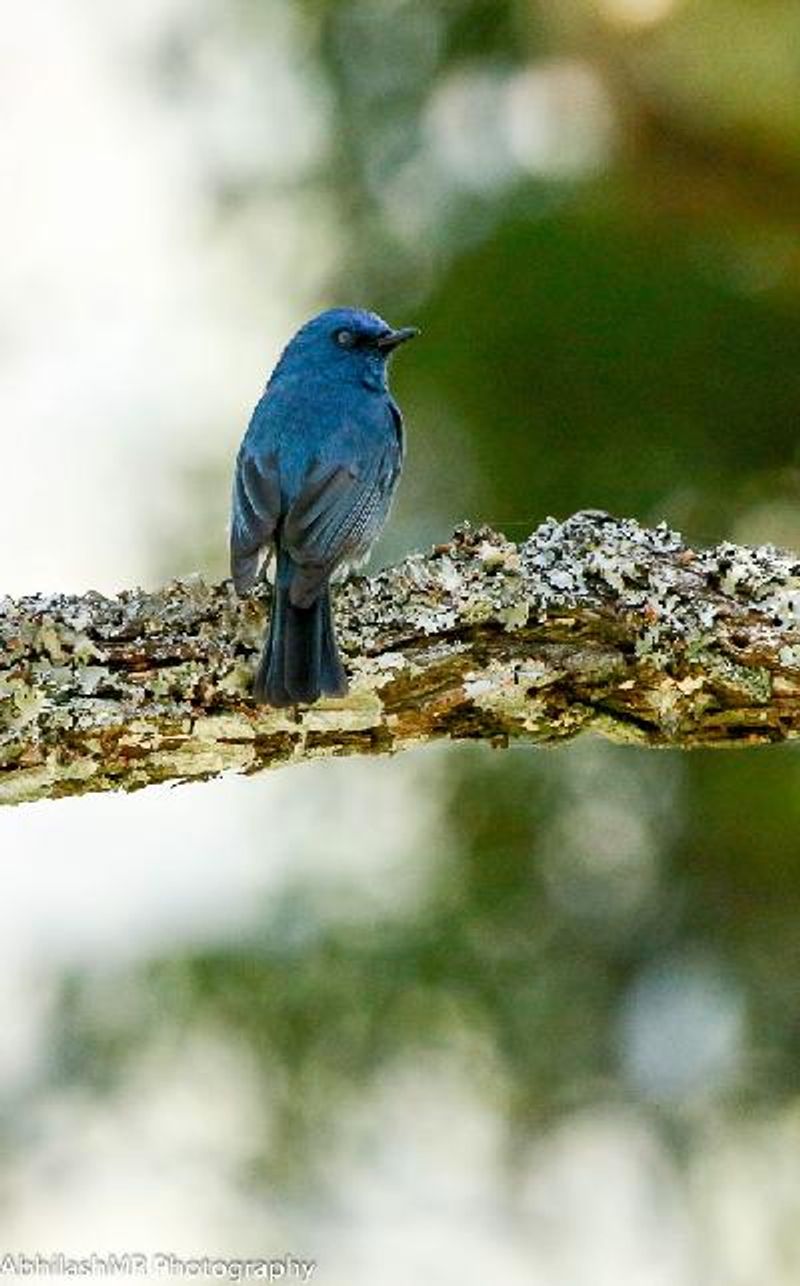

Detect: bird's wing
230,446,281,594
283,439,400,608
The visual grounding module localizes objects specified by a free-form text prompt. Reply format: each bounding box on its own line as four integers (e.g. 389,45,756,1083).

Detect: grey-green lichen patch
498,600,529,631
521,512,682,607
219,661,254,697
192,714,256,742
509,658,561,690
560,646,627,685
583,712,652,747
465,669,550,731
645,677,706,737
301,691,384,734
691,651,772,704
463,661,558,732
145,740,257,781
76,666,110,696
68,698,132,731
763,588,800,629
0,675,47,735
0,761,62,806
36,621,67,662
339,525,527,652
0,749,99,806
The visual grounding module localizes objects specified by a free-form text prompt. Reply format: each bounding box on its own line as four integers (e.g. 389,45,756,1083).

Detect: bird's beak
376,326,419,352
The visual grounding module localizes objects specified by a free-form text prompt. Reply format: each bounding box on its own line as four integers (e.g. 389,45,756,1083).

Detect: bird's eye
335,329,355,348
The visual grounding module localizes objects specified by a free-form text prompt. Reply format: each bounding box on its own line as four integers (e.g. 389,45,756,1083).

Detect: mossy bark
3,511,800,806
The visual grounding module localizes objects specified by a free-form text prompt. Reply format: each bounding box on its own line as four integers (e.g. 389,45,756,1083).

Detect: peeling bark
3,511,800,806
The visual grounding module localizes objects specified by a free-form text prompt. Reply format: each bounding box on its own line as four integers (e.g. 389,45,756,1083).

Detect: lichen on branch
3,510,800,806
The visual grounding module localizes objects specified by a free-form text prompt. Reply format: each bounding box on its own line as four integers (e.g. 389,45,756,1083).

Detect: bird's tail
253,554,347,707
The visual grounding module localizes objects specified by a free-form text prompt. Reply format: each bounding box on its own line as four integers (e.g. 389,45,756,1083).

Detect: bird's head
271,307,418,390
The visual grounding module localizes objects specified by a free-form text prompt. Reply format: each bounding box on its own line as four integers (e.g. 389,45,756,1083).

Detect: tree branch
3,511,800,806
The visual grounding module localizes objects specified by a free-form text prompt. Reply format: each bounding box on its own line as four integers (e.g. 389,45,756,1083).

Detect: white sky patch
0,749,448,973
0,0,332,596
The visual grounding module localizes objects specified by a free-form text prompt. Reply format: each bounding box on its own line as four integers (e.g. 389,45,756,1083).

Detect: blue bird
230,307,418,707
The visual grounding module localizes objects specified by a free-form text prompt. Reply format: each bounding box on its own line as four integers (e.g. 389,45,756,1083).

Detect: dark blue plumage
230,307,417,707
